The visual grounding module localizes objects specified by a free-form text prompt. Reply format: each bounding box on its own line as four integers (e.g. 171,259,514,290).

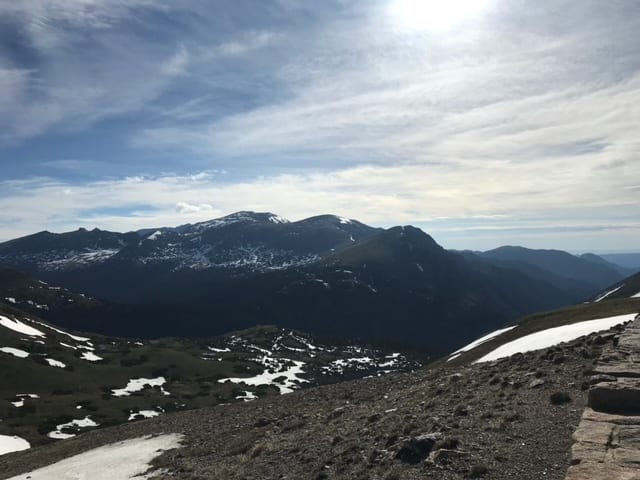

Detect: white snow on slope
235,391,257,402
4,297,17,304
219,359,308,394
0,435,30,456
269,215,289,223
112,377,169,397
447,326,518,360
12,394,39,407
44,358,66,368
48,416,99,440
128,410,161,421
476,313,638,363
5,434,183,479
0,347,30,358
594,285,624,302
632,292,640,298
147,230,162,240
208,346,231,353
33,321,90,342
80,351,103,362
0,316,45,337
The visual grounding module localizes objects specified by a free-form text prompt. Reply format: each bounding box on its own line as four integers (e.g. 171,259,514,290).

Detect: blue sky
0,0,639,252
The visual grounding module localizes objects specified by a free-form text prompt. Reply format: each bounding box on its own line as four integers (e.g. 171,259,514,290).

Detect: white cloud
161,45,190,76
0,166,638,251
211,31,281,58
175,202,214,213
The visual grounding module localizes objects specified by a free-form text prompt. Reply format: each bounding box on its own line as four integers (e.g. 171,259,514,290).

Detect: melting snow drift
0,316,45,337
0,435,30,456
0,347,30,358
5,434,184,480
476,313,638,363
112,377,169,397
447,325,518,361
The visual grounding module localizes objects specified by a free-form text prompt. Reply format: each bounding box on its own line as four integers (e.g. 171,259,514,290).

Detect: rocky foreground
2,324,624,480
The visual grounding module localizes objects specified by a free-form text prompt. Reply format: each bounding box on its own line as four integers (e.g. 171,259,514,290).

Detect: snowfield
0,315,46,337
447,325,518,361
219,359,308,394
476,313,638,363
4,434,184,479
0,435,30,456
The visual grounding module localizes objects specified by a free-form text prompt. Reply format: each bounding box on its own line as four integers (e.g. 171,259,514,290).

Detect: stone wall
565,315,640,480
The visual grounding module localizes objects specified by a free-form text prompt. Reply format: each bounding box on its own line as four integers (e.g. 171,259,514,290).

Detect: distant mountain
477,246,625,300
580,253,636,277
0,213,594,352
0,212,380,302
598,253,640,272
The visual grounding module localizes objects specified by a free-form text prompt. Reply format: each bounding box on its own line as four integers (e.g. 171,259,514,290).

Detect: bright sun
390,0,490,31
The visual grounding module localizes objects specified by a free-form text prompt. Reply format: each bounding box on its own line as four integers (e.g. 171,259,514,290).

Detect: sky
0,0,639,252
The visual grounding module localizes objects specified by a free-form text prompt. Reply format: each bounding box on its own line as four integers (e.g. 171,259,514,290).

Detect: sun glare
390,0,490,31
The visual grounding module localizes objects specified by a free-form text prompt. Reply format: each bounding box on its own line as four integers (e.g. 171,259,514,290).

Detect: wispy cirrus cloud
1,1,639,251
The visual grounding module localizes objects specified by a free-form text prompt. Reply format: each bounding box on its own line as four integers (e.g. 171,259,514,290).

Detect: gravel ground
1,328,620,480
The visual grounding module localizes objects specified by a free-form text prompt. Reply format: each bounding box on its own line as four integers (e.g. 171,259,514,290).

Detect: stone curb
565,315,640,480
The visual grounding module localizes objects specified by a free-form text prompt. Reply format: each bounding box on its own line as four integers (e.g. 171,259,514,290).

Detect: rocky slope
2,300,638,479
0,326,618,480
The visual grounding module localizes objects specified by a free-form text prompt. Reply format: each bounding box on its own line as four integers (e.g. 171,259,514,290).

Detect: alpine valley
0,212,632,353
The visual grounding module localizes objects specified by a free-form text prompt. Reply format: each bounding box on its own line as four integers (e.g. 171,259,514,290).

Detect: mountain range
0,212,636,353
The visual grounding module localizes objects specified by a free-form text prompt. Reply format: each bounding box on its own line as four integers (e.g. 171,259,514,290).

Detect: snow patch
4,297,17,304
632,291,640,298
146,230,162,240
45,358,66,368
5,434,183,479
269,215,289,223
448,326,518,359
112,377,169,397
0,347,30,358
594,285,624,302
219,359,308,394
128,410,161,421
81,351,103,362
33,320,90,342
47,416,99,440
208,346,231,353
235,391,257,402
0,435,30,456
0,315,45,337
476,313,637,363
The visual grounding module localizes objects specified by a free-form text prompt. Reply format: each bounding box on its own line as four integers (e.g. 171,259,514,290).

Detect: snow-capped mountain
1,213,625,353
0,211,380,274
